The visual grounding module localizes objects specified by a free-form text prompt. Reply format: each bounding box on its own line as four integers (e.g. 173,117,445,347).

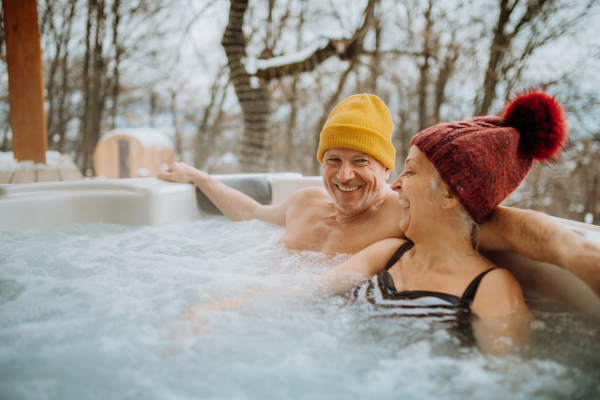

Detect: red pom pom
502,90,568,161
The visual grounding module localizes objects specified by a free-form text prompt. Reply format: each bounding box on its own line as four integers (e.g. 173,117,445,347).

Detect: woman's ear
442,188,460,209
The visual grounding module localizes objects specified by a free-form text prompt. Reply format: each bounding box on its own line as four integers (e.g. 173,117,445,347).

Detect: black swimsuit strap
384,240,415,271
459,268,497,308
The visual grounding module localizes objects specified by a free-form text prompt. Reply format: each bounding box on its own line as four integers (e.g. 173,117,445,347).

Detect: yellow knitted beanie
317,94,395,170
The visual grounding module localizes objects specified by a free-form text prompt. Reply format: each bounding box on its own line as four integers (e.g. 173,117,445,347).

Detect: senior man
158,94,600,296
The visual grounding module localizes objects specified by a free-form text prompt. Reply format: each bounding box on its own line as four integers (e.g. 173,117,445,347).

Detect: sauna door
118,139,130,178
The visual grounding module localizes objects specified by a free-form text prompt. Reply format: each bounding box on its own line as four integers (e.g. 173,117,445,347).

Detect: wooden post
3,0,47,163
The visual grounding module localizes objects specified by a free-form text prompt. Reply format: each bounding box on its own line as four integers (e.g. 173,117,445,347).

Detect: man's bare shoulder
286,187,330,204
277,187,331,218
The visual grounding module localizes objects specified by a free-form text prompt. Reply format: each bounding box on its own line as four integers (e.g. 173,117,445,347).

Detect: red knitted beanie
411,90,568,224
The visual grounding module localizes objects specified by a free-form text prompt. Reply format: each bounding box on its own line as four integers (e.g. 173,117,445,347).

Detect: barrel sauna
94,128,174,179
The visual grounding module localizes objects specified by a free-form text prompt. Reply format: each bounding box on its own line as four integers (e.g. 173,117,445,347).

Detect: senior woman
186,90,568,353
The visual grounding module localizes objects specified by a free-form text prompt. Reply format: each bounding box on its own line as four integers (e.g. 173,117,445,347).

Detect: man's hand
565,240,600,298
157,162,208,184
481,207,600,298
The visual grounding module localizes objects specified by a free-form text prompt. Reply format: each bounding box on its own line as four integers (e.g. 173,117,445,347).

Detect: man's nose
338,162,355,182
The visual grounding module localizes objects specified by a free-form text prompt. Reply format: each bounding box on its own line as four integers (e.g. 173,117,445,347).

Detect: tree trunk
394,106,412,167
417,1,433,132
149,91,157,127
286,76,299,170
81,0,107,174
55,0,76,154
222,0,270,172
0,117,9,152
109,0,121,130
46,0,77,152
432,42,459,124
195,69,228,170
476,0,514,116
76,0,94,168
365,10,382,94
171,90,182,161
45,32,63,147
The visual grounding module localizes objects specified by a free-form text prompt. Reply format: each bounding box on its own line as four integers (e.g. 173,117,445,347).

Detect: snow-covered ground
0,151,71,171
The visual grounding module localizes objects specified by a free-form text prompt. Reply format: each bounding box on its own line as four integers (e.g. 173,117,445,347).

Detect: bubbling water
0,219,599,400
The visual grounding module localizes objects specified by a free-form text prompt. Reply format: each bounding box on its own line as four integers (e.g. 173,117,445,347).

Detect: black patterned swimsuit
351,240,496,321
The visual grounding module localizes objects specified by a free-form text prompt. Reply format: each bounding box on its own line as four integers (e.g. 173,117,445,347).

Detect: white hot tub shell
0,174,323,230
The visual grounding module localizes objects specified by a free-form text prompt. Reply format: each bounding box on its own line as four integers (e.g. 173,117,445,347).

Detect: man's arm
479,206,600,297
157,162,287,225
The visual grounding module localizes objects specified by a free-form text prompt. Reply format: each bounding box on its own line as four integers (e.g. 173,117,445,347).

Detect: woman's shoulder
324,238,409,279
471,267,528,317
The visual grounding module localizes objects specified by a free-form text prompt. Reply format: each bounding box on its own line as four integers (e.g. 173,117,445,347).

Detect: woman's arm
321,238,406,292
479,206,600,297
471,268,533,356
184,238,405,324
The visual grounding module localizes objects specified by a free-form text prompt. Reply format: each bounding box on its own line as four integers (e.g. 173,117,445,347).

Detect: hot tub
1,176,599,399
1,175,599,315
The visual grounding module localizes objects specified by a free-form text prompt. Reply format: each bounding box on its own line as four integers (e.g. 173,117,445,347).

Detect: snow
243,57,257,75
252,38,331,71
99,128,174,150
0,151,67,171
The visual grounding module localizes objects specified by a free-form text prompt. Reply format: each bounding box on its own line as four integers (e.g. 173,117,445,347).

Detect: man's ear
385,168,391,180
442,188,460,209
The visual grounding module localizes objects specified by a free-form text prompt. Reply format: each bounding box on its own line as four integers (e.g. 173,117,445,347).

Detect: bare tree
221,0,379,172
195,67,229,170
221,0,271,172
505,138,600,225
476,0,594,116
43,0,78,152
78,0,107,173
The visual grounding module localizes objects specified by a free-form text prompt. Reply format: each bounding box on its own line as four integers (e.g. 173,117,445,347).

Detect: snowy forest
0,0,599,223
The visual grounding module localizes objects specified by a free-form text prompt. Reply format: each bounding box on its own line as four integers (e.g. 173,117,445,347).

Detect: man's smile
335,184,361,192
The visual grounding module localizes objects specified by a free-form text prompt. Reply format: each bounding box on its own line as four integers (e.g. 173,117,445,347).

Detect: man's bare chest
279,212,400,256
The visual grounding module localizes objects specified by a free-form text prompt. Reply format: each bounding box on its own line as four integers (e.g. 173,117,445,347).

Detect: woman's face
390,146,443,236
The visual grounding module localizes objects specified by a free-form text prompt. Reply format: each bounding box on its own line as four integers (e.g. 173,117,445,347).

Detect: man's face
322,148,391,214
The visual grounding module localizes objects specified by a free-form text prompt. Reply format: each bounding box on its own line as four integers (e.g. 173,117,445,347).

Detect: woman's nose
390,175,402,192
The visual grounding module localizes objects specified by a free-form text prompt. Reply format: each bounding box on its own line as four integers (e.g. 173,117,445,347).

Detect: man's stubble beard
328,182,386,213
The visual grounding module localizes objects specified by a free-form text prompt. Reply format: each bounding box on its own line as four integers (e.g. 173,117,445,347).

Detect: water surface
0,219,599,399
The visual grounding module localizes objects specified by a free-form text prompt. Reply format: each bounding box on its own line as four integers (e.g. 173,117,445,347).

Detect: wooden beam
3,0,47,164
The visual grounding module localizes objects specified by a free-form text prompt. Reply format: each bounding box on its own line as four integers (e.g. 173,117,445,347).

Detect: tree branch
255,0,379,81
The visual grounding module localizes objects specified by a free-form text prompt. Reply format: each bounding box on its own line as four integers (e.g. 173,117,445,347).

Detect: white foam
0,219,597,399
